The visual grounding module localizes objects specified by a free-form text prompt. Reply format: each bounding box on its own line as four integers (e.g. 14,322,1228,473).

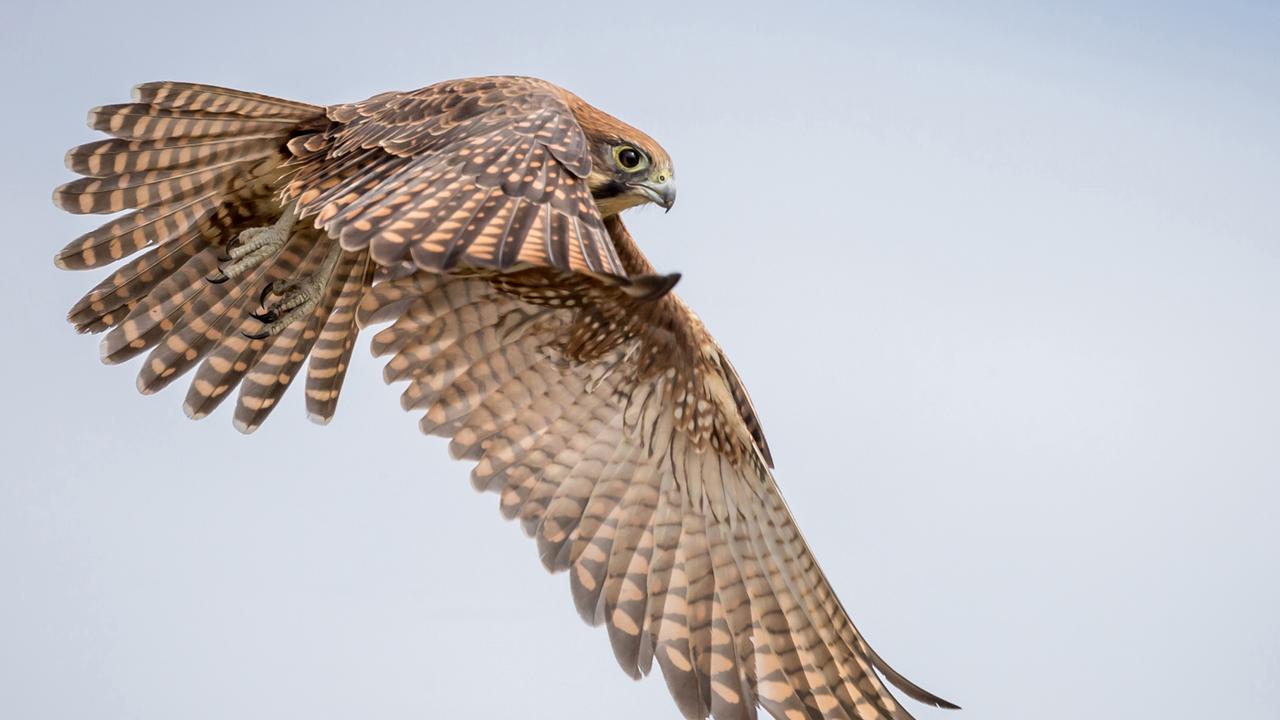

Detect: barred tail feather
54,191,220,270
57,82,371,430
231,235,337,433
183,334,267,420
66,134,284,178
98,247,225,365
88,104,300,141
305,252,373,423
132,82,320,119
67,234,204,332
133,226,311,396
53,161,245,215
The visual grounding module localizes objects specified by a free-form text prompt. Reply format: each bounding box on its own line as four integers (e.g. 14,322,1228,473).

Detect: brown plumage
53,77,956,719
55,76,676,427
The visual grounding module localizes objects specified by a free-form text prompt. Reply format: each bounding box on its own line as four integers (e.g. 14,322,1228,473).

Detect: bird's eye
614,145,647,171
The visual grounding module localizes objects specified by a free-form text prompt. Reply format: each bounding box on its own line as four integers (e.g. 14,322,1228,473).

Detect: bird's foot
207,210,297,284
243,244,341,340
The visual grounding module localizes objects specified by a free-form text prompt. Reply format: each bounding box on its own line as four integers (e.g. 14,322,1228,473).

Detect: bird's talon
207,211,297,284
236,239,339,341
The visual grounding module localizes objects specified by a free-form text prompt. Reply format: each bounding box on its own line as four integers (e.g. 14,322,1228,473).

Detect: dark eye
614,145,645,171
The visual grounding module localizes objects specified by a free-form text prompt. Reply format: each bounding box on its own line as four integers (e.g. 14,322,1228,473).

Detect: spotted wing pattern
284,76,624,275
54,82,955,719
54,82,374,430
353,221,956,720
54,78,637,433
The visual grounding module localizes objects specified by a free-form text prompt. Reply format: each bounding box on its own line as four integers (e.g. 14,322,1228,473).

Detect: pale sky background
2,2,1278,719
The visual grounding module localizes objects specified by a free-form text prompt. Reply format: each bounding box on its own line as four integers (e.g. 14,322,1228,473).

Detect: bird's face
586,137,676,217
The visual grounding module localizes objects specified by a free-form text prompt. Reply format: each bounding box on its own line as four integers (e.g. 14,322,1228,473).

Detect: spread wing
53,78,626,433
284,76,624,275
53,82,954,718
355,221,957,720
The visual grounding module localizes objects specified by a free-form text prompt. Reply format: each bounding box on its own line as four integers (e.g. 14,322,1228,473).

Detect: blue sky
2,2,1278,718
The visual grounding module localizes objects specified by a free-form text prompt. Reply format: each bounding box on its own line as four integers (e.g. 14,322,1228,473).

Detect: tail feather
68,235,203,332
133,82,321,119
136,225,313,395
305,252,373,423
99,247,223,365
235,240,353,433
53,160,244,215
66,134,283,177
183,333,267,420
55,191,220,269
89,103,300,140
186,233,326,424
75,301,141,335
57,82,372,430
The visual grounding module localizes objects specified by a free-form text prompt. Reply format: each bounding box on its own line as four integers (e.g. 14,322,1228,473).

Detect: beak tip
628,180,677,212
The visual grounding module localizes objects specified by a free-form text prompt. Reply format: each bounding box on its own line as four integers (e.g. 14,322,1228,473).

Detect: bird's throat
591,180,647,217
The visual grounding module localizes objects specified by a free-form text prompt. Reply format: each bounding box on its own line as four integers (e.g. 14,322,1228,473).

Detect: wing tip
619,271,681,302
869,646,962,711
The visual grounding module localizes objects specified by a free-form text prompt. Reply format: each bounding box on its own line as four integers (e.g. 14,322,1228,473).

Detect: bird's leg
244,242,342,340
207,207,297,284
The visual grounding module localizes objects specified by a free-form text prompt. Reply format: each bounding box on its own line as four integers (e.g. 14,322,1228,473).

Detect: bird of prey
53,76,957,720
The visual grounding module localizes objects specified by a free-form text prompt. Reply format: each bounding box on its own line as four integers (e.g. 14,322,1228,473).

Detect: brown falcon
53,77,957,719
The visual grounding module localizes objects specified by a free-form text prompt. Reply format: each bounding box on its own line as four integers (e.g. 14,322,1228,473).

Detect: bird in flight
53,76,957,720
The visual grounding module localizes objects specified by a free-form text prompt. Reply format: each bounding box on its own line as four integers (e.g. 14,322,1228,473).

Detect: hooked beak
628,179,677,212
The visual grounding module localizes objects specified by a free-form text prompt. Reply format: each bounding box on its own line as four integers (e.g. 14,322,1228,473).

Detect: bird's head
577,119,675,217
584,134,675,216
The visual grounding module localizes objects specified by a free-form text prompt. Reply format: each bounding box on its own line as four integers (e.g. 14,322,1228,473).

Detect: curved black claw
250,309,278,324
242,328,272,340
205,271,230,285
258,282,277,305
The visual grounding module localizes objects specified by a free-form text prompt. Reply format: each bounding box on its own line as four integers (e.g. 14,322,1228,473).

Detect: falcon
53,76,957,719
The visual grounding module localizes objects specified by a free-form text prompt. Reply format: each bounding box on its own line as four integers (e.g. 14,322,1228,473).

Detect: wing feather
284,76,621,275
352,224,956,719
58,76,955,716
